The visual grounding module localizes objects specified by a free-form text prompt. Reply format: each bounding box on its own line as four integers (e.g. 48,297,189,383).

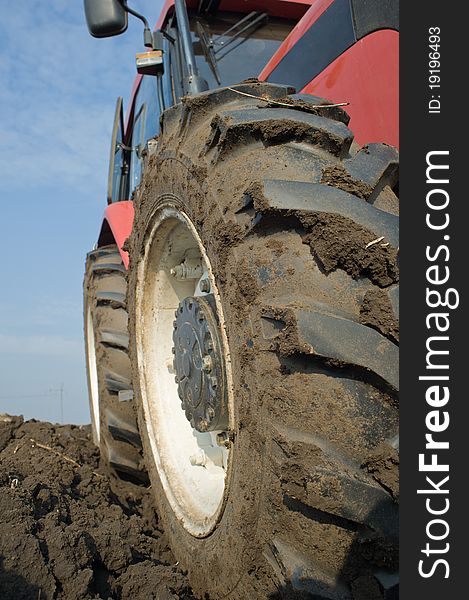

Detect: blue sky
0,1,164,423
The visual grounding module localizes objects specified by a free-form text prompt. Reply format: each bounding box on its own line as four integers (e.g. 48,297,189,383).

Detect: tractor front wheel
128,82,399,599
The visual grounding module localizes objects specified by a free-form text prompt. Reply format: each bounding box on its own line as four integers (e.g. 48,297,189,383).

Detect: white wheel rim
86,305,100,441
136,204,234,537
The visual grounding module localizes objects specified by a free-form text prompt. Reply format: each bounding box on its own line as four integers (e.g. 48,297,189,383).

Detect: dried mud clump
0,416,195,600
360,289,399,343
260,309,308,358
180,93,211,114
300,213,399,288
363,443,400,501
321,165,373,200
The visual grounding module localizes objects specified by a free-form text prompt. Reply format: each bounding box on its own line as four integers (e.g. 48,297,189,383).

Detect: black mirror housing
84,0,128,38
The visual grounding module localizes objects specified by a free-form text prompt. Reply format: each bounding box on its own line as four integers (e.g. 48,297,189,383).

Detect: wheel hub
172,295,228,432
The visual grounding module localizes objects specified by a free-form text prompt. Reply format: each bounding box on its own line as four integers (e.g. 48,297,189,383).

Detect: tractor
83,1,399,598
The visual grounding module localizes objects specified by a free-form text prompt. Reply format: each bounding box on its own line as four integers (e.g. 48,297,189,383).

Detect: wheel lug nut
200,278,210,293
216,432,231,447
202,355,212,372
189,449,207,466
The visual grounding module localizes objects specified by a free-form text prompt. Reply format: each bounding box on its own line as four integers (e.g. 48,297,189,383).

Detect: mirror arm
118,0,153,47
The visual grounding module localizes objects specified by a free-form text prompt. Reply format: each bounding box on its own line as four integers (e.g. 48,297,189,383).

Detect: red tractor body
97,0,398,266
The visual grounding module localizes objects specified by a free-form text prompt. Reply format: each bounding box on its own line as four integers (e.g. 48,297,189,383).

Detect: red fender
300,30,399,149
99,201,134,269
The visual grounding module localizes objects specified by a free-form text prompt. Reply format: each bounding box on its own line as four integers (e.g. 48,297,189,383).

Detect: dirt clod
0,417,195,600
360,289,399,343
364,443,400,501
300,213,399,287
321,165,373,200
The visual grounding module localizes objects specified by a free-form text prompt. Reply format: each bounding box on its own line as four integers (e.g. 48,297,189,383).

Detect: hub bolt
170,263,203,280
189,449,207,467
216,432,231,447
202,355,213,372
199,278,211,293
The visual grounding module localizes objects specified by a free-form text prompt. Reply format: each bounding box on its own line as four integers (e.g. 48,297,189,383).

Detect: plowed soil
0,415,195,600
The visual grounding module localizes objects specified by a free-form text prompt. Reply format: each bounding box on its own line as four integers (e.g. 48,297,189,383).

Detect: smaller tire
84,244,146,482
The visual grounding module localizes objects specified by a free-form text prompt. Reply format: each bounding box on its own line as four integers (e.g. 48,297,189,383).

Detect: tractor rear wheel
84,244,146,482
128,82,399,599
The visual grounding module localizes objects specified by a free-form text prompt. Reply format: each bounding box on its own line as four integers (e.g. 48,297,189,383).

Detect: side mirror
84,0,128,38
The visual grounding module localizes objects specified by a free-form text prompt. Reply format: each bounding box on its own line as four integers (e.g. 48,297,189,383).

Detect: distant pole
60,383,64,424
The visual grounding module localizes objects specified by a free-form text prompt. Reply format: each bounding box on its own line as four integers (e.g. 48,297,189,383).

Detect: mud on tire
84,245,146,482
128,82,399,599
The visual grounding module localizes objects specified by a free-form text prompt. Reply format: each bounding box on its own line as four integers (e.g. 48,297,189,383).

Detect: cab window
190,12,296,88
129,75,162,193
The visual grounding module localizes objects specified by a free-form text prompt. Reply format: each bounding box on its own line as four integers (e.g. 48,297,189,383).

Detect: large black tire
84,244,146,482
128,82,399,599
